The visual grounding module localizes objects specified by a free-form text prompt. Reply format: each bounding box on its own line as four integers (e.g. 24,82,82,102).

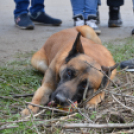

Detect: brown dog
21,25,117,116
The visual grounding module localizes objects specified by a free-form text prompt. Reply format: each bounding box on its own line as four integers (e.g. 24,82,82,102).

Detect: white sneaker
86,19,101,34
73,15,84,26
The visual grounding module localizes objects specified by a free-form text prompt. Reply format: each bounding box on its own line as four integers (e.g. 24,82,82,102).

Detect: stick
27,108,40,134
11,94,34,98
0,96,23,103
60,122,134,129
103,89,134,98
111,95,134,113
0,124,18,130
108,129,134,134
83,79,89,101
68,99,93,123
25,102,69,114
80,88,103,107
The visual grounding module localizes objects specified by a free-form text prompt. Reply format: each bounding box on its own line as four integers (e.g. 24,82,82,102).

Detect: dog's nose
55,93,66,103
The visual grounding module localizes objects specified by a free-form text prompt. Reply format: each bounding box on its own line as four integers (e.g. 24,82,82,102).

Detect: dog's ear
100,63,119,88
65,32,84,62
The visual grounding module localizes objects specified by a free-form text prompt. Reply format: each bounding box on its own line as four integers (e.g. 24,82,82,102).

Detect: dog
21,25,117,116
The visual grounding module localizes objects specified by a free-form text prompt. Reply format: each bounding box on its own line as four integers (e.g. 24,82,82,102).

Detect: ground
0,0,134,63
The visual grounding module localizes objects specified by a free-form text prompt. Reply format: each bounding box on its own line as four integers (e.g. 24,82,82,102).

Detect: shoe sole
15,24,34,30
108,20,122,27
32,21,62,26
108,24,122,27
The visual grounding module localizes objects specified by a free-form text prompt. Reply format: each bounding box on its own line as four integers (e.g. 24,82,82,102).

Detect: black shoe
14,13,34,30
132,28,134,35
30,12,62,26
108,7,122,27
120,58,134,69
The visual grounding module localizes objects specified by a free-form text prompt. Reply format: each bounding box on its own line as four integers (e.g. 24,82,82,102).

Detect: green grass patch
104,37,134,62
0,52,44,133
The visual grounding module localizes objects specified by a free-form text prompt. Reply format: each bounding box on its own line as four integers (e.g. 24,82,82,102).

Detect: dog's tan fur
21,26,116,116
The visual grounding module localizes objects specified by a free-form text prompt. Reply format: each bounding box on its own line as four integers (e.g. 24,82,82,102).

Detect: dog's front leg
85,92,105,110
21,83,53,116
21,66,56,116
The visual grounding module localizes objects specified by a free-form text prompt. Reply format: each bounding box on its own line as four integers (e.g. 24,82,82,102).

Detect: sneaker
120,58,134,70
14,13,34,30
85,15,101,34
108,7,122,27
29,12,62,26
73,15,84,26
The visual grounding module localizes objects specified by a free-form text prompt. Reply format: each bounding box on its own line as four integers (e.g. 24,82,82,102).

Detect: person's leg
70,0,84,17
13,0,34,29
14,0,29,18
30,0,44,14
107,0,124,27
84,0,101,34
84,0,98,19
29,0,62,26
70,0,84,26
107,0,124,7
96,0,101,24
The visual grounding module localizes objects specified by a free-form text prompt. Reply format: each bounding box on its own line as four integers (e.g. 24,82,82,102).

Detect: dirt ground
0,0,134,63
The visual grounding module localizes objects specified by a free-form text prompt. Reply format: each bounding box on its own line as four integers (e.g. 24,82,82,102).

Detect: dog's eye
82,84,87,89
67,69,72,76
81,80,88,89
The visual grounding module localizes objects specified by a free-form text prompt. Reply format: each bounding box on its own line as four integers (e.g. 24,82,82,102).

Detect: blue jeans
70,0,98,19
14,0,44,18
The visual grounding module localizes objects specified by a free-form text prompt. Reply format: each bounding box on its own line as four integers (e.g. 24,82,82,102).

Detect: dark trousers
107,0,124,7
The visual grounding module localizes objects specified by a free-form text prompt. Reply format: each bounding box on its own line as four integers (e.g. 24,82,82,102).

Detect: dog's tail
76,25,102,44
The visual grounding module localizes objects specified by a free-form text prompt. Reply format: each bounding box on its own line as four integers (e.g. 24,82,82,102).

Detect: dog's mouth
47,100,78,112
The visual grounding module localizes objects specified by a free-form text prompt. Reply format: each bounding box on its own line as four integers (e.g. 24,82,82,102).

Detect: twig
23,109,46,120
0,124,18,130
85,61,119,87
103,89,134,98
60,122,134,129
0,96,23,103
0,119,43,126
107,129,134,134
54,113,77,126
83,79,89,101
80,88,103,107
111,95,134,113
25,102,69,114
27,107,40,134
11,93,34,98
68,99,93,123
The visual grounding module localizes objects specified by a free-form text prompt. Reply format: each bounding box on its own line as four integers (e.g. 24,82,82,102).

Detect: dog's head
50,33,117,106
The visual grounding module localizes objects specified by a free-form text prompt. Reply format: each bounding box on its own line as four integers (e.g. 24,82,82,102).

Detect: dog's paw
84,102,96,111
20,106,39,117
21,108,30,116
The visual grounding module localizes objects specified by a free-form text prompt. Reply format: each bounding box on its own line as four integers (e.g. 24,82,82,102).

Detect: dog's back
31,25,116,79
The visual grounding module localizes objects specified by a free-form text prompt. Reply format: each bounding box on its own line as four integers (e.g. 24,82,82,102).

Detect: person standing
70,0,101,34
107,0,124,27
14,0,62,29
